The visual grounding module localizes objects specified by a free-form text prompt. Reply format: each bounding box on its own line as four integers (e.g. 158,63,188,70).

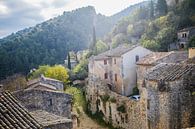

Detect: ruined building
14,88,73,129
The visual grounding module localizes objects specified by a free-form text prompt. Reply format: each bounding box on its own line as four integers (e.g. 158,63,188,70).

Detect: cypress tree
156,0,168,17
150,0,154,19
67,52,71,70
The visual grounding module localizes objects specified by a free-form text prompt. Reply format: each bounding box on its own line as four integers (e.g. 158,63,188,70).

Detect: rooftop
145,63,195,81
30,110,72,127
137,51,188,65
0,92,42,129
93,44,139,60
178,26,195,32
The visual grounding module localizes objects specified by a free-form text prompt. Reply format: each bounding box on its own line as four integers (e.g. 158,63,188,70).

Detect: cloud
0,0,145,38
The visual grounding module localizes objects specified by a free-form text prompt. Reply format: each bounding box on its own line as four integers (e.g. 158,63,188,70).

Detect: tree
45,65,69,83
29,65,50,79
67,52,71,69
189,36,195,48
156,0,168,17
96,40,108,54
29,65,69,84
89,25,97,55
150,0,154,19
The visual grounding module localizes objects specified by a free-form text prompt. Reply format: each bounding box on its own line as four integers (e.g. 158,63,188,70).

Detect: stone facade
27,75,64,91
30,110,72,129
86,76,146,129
177,27,195,49
89,45,151,96
14,89,72,118
140,63,195,129
136,51,188,91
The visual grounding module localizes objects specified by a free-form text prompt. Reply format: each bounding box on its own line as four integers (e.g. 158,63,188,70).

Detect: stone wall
45,122,72,129
14,89,72,118
86,77,146,129
141,78,194,129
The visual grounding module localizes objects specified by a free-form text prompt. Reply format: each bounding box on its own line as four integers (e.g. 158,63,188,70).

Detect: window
104,60,107,65
104,73,108,79
147,99,150,110
114,58,116,64
48,99,52,106
135,55,139,62
115,74,117,81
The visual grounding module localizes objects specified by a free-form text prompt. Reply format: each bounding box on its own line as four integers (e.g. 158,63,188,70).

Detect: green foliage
28,65,50,79
117,104,126,113
189,36,195,48
45,65,69,83
72,59,88,80
150,0,154,19
29,65,69,83
109,97,116,103
96,40,109,54
132,87,139,95
100,94,110,103
156,0,168,17
67,52,71,70
141,38,160,51
65,86,86,109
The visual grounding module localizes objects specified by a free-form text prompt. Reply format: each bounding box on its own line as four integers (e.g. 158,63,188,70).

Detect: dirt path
73,109,109,129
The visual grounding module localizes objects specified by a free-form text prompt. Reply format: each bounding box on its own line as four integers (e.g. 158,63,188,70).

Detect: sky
0,0,145,38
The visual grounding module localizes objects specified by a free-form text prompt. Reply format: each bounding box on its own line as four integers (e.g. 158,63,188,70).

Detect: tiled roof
0,92,42,129
145,63,195,81
137,51,188,65
30,110,72,127
93,44,139,60
26,83,57,91
178,26,195,32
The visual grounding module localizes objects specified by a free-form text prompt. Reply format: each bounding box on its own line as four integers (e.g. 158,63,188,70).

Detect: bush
117,104,126,113
109,97,116,103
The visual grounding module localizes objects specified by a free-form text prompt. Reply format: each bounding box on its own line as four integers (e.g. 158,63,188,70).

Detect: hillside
0,2,147,80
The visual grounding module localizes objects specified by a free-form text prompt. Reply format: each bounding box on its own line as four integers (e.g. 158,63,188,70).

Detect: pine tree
89,25,97,55
150,0,154,19
156,0,168,17
67,52,71,70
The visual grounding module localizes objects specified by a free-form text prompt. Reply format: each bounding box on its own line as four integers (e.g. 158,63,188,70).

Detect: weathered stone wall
45,122,72,129
141,78,194,129
86,77,146,129
41,77,64,91
14,89,72,118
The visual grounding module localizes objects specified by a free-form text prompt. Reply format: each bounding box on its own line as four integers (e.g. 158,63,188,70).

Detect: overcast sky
0,0,144,38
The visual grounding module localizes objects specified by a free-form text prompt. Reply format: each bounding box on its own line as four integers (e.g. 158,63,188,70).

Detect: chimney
189,47,195,58
0,84,3,93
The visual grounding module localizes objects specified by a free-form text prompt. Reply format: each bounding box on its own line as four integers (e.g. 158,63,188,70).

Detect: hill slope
0,2,147,79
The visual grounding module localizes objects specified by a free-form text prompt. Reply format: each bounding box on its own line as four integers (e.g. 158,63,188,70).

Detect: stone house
0,91,42,129
136,51,188,91
177,27,195,49
14,89,73,129
27,75,64,91
89,45,152,96
141,63,195,129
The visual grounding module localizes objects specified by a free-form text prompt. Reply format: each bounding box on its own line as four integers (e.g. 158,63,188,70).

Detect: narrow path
73,108,109,129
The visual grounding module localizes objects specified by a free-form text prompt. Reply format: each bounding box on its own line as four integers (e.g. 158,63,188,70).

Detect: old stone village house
86,45,195,129
89,45,152,96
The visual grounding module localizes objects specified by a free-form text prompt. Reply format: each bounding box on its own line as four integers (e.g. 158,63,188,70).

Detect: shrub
117,104,126,113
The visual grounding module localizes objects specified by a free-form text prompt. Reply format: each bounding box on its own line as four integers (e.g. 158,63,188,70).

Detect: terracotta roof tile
145,63,195,81
137,51,188,65
0,92,42,129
